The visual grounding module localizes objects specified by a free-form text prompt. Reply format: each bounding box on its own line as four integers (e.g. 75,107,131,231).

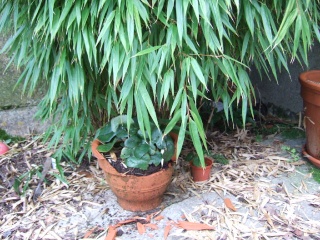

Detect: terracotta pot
0,142,9,155
190,157,213,182
302,145,320,168
299,70,320,168
91,139,174,211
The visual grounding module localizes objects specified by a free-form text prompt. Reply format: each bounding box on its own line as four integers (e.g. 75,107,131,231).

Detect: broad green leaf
134,144,150,158
97,138,118,153
120,147,133,159
125,156,149,170
124,136,140,148
149,152,163,166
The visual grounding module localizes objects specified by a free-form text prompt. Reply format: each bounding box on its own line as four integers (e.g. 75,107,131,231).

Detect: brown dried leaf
110,151,117,161
154,215,164,221
105,226,117,240
176,221,214,230
84,226,97,238
164,224,172,240
137,222,145,235
224,198,237,212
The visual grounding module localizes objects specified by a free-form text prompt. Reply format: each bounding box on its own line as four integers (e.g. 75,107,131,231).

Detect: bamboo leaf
132,45,162,58
138,82,159,128
176,0,184,44
190,58,207,88
189,119,205,167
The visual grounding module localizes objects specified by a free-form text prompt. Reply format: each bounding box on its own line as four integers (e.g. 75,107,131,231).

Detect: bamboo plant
0,0,319,166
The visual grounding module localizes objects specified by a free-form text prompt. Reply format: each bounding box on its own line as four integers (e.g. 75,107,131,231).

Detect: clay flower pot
91,139,174,211
190,157,213,182
0,142,9,155
299,70,320,168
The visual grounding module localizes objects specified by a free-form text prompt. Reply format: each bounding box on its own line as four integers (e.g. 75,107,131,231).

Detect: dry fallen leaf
224,198,237,212
83,226,97,238
154,215,164,221
110,151,117,161
105,226,117,240
164,224,172,240
176,221,214,230
137,222,145,235
114,219,136,227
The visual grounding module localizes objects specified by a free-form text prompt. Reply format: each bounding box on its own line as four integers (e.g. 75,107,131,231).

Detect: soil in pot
102,152,170,176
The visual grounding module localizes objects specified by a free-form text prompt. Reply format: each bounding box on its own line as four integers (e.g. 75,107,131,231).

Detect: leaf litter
0,131,319,239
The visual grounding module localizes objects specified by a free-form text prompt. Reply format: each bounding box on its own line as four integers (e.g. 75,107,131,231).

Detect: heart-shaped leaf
125,156,149,170
134,143,150,158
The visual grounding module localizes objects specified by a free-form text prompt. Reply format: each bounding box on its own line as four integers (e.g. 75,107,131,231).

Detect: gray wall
0,35,45,109
250,42,320,117
0,35,47,136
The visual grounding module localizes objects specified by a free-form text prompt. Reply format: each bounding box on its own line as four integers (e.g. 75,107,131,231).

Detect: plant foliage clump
0,1,319,164
96,115,174,170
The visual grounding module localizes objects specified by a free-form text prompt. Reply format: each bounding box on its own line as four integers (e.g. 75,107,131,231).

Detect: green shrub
0,1,319,165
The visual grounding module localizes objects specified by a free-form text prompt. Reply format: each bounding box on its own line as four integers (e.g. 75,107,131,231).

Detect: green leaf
98,132,116,142
120,147,132,159
189,119,205,167
124,136,140,148
110,115,133,132
149,152,163,166
97,138,118,153
176,0,184,44
131,45,162,58
134,144,150,158
244,0,255,36
162,136,174,161
163,109,181,135
138,82,160,128
190,58,207,88
125,156,149,170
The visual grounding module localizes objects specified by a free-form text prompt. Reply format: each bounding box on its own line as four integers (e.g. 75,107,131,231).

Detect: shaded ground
0,125,320,239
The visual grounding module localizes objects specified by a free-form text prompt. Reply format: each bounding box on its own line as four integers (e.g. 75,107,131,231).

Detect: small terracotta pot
299,70,320,163
190,157,213,182
91,139,174,211
0,142,9,155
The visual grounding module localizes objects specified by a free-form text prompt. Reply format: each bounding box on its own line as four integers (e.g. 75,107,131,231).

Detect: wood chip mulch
0,129,319,239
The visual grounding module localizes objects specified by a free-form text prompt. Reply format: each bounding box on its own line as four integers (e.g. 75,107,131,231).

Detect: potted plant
91,115,175,211
0,142,9,155
186,152,214,182
299,70,320,168
1,1,319,171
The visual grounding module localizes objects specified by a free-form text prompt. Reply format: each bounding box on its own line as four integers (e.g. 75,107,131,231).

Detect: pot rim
190,156,214,169
302,145,320,168
91,139,173,178
299,70,320,91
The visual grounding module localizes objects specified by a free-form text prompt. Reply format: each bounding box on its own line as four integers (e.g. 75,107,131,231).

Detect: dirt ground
1,126,320,239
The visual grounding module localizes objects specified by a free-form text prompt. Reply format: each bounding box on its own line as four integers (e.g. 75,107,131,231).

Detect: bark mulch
0,129,319,239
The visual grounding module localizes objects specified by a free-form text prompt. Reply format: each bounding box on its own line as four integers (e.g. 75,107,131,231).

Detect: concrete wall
0,35,47,136
251,42,320,118
0,35,45,109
